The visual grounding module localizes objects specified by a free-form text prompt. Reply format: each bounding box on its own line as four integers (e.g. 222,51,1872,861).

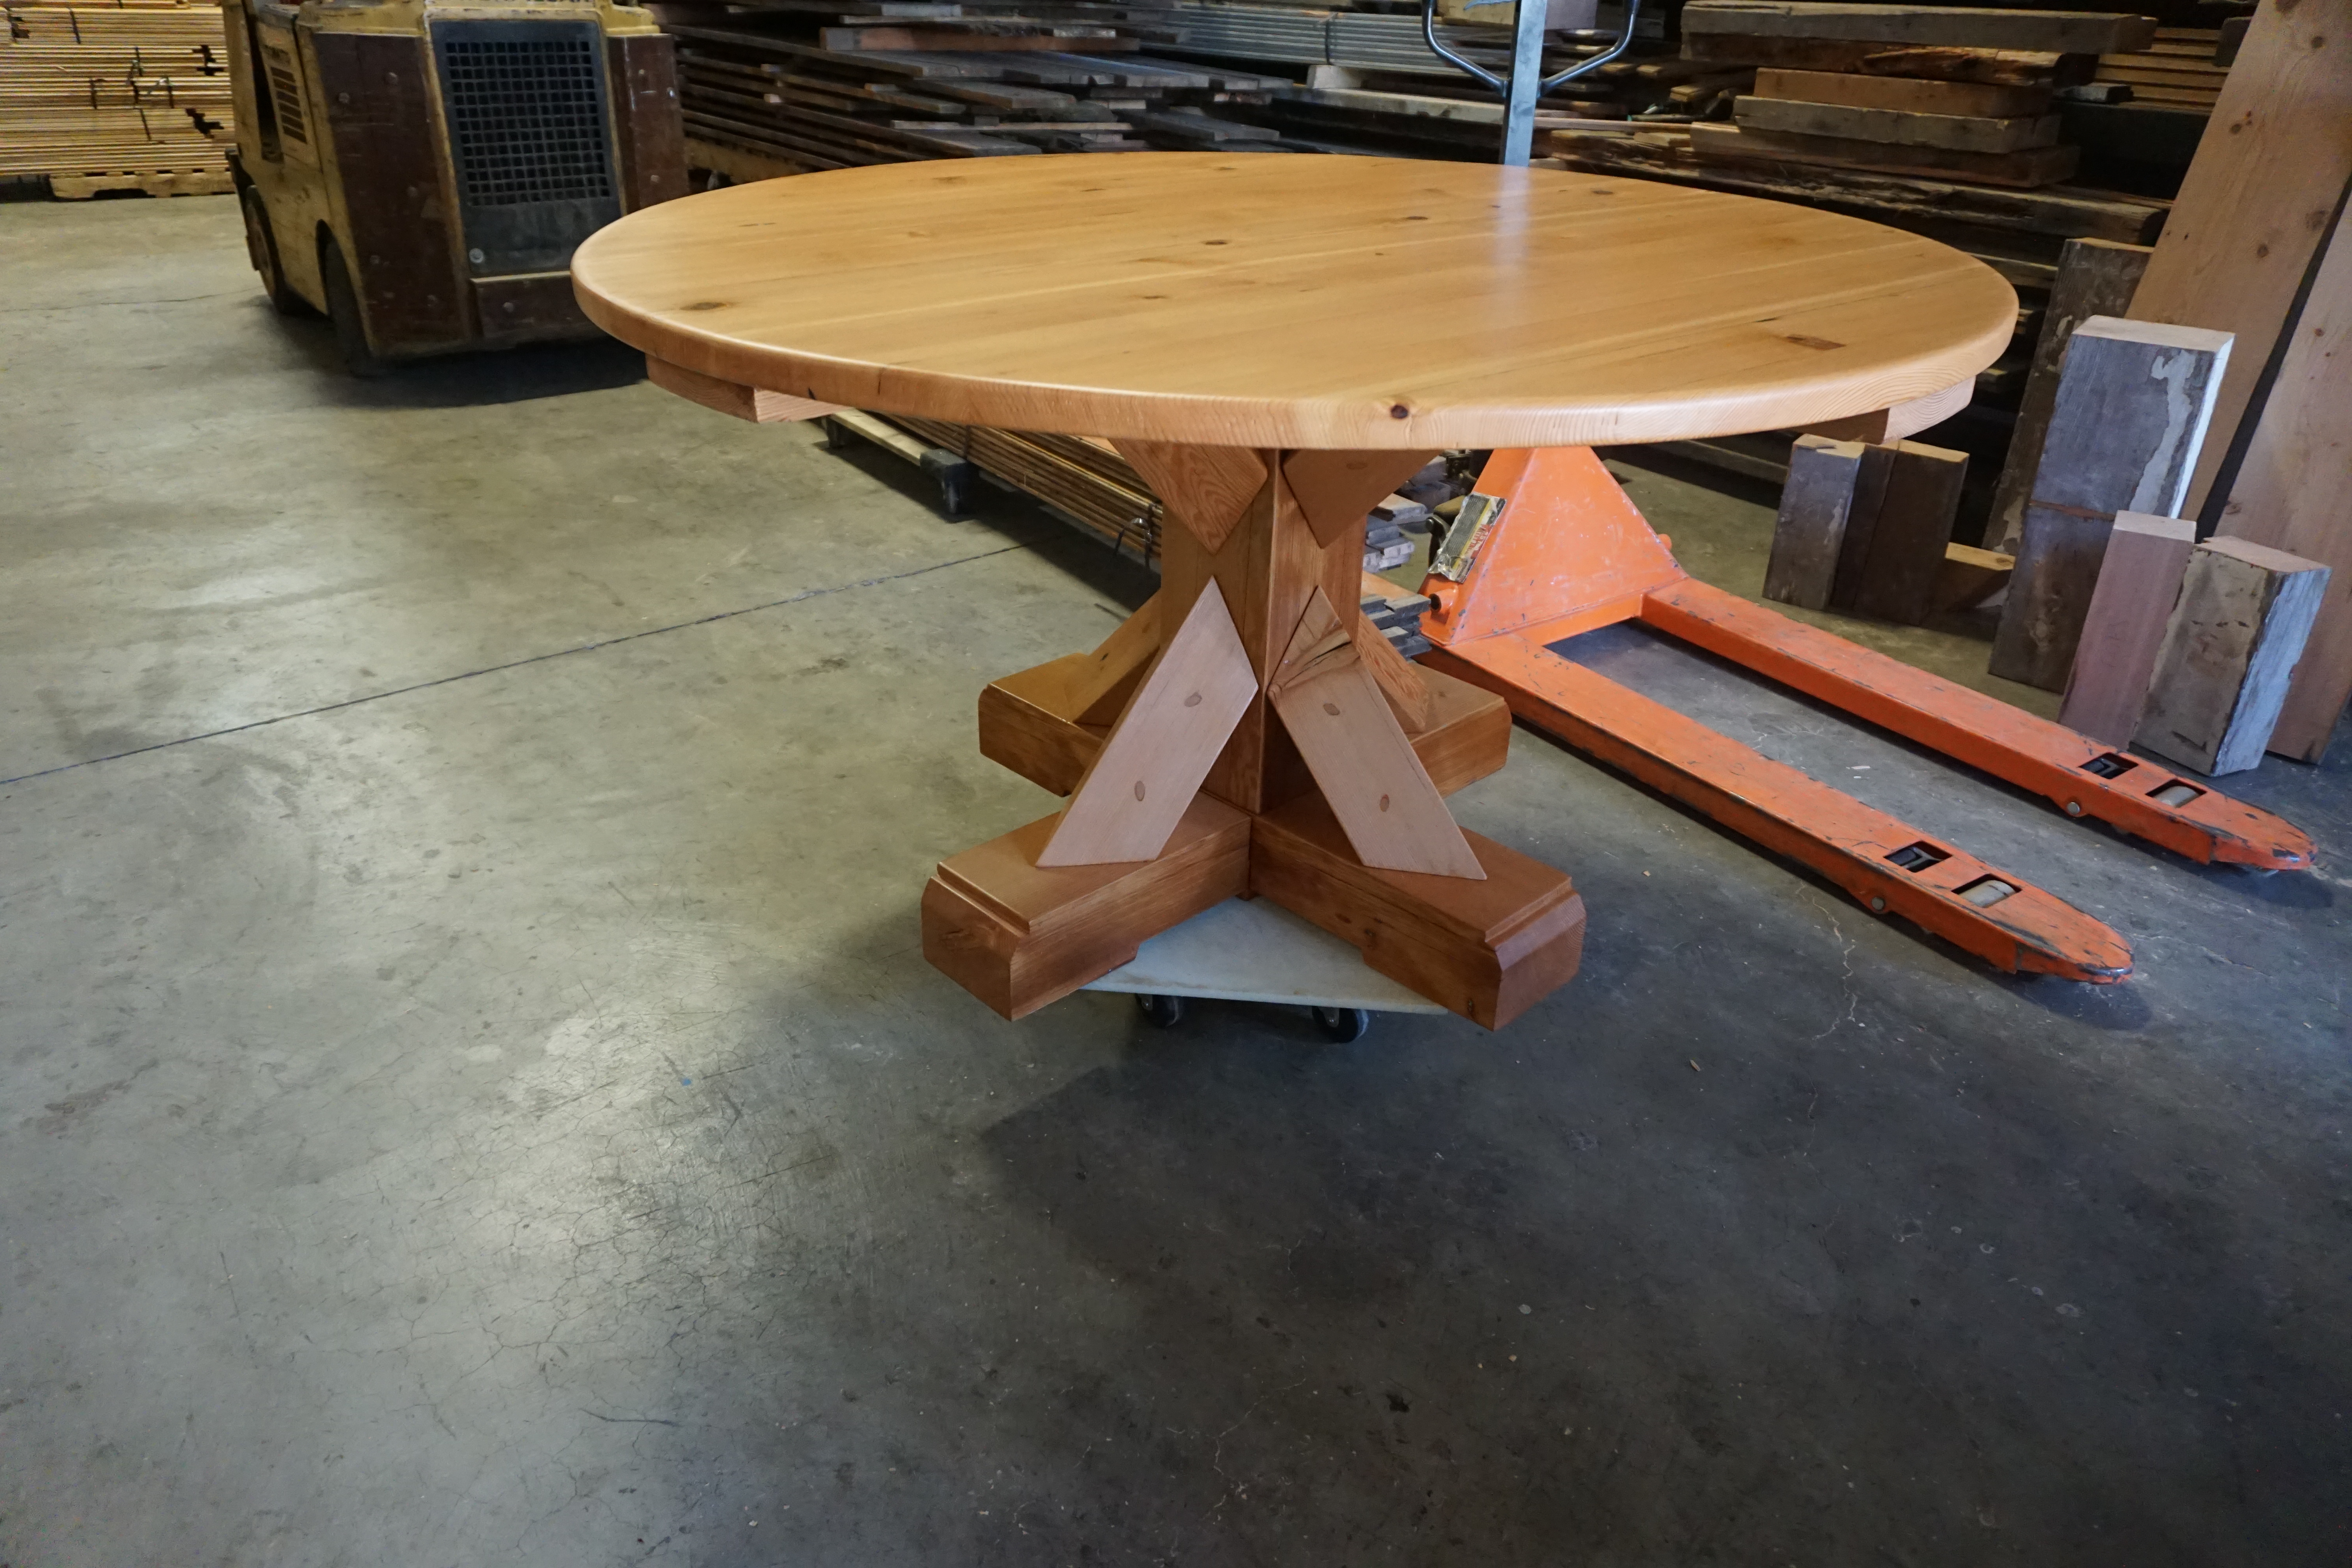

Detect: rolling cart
1082,895,1447,1043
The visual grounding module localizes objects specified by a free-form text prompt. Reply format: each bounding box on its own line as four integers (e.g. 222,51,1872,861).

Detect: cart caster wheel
1138,994,1185,1029
1311,1005,1370,1044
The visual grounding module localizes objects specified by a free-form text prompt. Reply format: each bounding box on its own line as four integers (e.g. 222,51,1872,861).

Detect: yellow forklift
223,0,685,374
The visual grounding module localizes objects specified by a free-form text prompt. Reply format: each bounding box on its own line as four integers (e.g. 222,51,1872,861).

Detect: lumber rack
1416,448,2316,984
1420,0,1641,165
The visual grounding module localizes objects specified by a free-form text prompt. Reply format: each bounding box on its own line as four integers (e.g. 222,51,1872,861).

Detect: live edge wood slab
573,154,2015,1029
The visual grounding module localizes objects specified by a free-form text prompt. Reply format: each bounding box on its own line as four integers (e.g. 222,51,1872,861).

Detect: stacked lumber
662,2,1302,171
0,0,235,194
873,410,1451,587
1363,508,1415,569
2094,25,2227,109
886,414,1168,564
1677,0,2158,189
1540,123,2167,520
1361,580,1435,657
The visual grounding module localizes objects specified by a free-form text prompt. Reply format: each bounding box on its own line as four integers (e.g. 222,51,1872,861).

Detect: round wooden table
573,153,2016,1028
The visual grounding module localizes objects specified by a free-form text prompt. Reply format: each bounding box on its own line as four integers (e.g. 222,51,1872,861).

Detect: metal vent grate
438,34,613,208
263,45,307,144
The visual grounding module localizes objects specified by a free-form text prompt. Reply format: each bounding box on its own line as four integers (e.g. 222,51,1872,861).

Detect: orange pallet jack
1416,447,2316,984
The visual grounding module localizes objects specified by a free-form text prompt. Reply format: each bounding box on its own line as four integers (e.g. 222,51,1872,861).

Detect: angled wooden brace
1036,581,1259,867
1282,448,1441,547
1111,439,1268,552
1268,588,1485,879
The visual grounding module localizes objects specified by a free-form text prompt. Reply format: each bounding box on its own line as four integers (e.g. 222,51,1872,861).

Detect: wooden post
2212,197,2352,763
2056,512,2196,746
2135,539,2332,776
1986,238,2152,553
1763,434,1887,611
1156,453,1365,815
2124,0,2352,520
1989,317,2232,690
1839,440,1969,625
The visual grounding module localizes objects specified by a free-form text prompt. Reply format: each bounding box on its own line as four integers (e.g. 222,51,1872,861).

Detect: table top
572,152,2016,451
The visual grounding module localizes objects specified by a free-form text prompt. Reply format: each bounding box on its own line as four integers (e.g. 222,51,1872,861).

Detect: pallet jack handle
1420,0,1642,165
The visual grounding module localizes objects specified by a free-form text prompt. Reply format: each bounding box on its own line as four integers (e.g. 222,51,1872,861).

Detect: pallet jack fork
1416,448,2317,984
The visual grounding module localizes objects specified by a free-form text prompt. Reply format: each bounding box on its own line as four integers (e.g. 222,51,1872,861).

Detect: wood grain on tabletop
572,152,2017,450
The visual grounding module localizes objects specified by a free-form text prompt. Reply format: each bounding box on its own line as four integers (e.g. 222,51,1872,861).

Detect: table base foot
922,797,1251,1020
1250,796,1586,1030
923,790,1585,1029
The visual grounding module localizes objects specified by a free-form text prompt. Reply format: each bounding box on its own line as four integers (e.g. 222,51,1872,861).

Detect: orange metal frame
1417,448,2316,984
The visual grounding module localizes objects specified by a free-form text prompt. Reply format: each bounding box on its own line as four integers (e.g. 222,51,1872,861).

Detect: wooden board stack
1362,582,1435,659
0,0,236,195
661,1,1301,171
1675,0,2157,189
2094,25,2229,109
882,412,1169,563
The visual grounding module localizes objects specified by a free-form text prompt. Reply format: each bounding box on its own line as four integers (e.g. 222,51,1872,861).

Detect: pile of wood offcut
1,0,236,195
655,0,1307,174
1674,0,2160,189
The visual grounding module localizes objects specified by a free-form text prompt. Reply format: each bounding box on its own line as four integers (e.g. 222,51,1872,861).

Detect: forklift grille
430,18,622,277
438,33,614,208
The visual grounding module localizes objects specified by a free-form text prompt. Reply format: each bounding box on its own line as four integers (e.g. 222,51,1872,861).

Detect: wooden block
1403,667,1515,795
1067,593,1162,726
923,798,1251,1020
1685,35,2096,84
1987,237,2153,552
1734,94,2060,151
1681,3,2156,55
2056,511,2195,745
2134,539,2332,775
2125,0,2352,519
979,655,1510,798
1370,492,1433,532
1752,65,2052,117
2214,195,2352,763
643,354,841,423
1282,449,1441,549
1039,581,1259,867
1251,795,1586,1030
1935,541,2014,611
978,657,1107,796
1991,316,2232,689
1267,589,1483,879
1803,376,1971,443
1763,434,1889,611
1111,439,1267,552
1840,440,1969,624
1689,121,2080,186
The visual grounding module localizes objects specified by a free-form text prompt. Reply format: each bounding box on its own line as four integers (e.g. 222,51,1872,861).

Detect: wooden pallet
45,162,231,196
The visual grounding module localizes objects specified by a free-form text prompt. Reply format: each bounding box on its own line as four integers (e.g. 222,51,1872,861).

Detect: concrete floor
2,194,2348,1568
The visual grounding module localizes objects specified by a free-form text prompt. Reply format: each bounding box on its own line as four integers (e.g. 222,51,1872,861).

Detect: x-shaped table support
924,441,1587,1027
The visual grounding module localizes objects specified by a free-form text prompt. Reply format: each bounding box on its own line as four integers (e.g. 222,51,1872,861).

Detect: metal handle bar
1418,0,1644,165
